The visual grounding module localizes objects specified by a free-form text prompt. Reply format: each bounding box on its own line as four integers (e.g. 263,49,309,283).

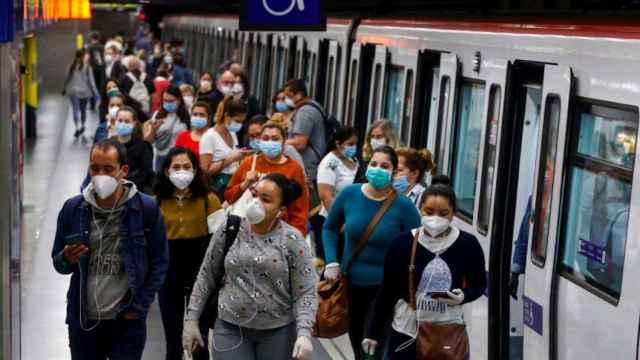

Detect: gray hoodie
82,180,138,320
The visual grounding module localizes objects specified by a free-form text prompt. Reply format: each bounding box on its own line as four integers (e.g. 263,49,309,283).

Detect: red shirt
175,130,200,158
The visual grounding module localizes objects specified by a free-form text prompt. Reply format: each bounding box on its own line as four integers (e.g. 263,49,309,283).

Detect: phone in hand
428,291,449,299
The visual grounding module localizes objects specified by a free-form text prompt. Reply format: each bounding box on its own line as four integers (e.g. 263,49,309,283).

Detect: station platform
19,21,350,360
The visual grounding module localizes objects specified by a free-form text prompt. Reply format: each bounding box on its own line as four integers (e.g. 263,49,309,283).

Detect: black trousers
348,283,385,360
158,237,210,360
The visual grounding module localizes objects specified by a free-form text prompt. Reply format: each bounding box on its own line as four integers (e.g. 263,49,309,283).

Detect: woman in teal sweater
322,145,421,360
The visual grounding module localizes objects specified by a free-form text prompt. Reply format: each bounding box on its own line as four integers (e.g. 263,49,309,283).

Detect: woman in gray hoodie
63,49,98,137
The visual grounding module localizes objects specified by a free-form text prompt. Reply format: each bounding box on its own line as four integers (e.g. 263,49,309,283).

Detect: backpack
200,214,242,329
126,72,151,114
303,100,341,158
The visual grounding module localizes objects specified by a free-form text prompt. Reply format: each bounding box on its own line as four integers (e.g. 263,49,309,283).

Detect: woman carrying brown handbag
362,175,486,360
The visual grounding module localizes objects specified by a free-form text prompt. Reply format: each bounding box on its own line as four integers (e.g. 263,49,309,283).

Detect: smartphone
428,292,449,299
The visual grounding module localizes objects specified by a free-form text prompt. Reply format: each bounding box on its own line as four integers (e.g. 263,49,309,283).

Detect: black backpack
199,214,241,329
303,101,340,158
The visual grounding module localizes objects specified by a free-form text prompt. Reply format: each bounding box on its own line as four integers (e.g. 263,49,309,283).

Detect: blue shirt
322,184,421,286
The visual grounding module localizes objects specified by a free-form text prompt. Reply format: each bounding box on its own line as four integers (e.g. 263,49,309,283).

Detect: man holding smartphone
51,138,168,360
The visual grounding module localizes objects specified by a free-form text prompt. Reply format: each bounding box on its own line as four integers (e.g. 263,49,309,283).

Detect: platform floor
19,21,351,360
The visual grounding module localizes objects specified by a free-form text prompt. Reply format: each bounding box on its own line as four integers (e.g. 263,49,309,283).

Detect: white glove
324,263,340,280
182,320,204,353
292,336,313,359
440,288,465,306
362,338,378,356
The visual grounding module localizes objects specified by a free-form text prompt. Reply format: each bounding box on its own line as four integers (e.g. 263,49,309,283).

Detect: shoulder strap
345,190,397,274
138,193,159,234
223,214,241,254
251,154,257,172
126,72,137,83
302,100,327,118
409,230,419,310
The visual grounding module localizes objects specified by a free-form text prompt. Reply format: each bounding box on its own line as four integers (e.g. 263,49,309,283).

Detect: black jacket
125,137,154,192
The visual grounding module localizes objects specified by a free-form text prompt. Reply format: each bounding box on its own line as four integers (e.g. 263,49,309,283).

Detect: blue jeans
68,318,147,360
69,96,89,128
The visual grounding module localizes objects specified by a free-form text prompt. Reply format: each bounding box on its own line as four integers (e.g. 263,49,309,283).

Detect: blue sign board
523,296,543,335
240,0,326,31
0,0,15,43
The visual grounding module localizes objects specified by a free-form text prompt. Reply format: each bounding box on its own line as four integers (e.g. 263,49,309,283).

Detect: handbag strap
251,154,257,172
344,190,397,275
409,230,419,310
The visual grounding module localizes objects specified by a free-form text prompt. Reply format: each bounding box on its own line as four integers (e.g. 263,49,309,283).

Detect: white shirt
317,151,357,216
406,183,427,209
199,127,239,175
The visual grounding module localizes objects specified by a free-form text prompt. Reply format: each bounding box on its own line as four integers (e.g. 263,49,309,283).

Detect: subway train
162,15,640,360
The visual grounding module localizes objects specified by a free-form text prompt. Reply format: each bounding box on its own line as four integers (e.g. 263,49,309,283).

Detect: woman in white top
393,147,436,209
314,126,359,260
199,96,250,199
143,85,190,170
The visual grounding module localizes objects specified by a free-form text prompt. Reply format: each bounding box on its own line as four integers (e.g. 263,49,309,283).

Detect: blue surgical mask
393,176,410,193
226,121,243,133
163,101,177,113
190,116,207,129
260,140,282,158
342,145,357,159
106,87,120,97
116,122,134,137
366,166,392,189
275,101,290,113
249,139,261,151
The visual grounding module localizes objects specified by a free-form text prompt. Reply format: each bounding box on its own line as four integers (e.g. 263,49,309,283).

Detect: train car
163,14,640,360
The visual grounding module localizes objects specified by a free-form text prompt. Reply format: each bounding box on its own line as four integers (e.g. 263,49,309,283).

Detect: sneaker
73,129,81,137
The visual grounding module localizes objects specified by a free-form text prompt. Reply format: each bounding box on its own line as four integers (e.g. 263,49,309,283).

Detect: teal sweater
322,184,421,286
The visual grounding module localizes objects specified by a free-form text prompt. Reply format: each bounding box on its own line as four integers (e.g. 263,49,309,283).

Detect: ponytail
214,96,248,126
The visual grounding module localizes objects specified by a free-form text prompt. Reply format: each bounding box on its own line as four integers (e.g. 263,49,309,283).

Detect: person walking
182,173,317,360
51,138,168,360
175,101,213,158
322,145,421,360
362,176,487,360
63,49,99,137
112,106,154,193
393,147,436,209
155,147,222,360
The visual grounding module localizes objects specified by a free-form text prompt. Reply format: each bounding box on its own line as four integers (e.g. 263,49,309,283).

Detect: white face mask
245,197,266,225
168,169,194,190
231,83,244,95
92,174,120,200
108,106,120,119
422,216,451,237
183,96,194,110
220,85,233,96
284,97,296,108
370,138,387,151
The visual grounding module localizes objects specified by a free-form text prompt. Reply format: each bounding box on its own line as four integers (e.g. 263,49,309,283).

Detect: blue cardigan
322,184,421,286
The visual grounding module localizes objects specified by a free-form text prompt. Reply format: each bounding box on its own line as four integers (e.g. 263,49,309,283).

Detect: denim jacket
51,192,168,327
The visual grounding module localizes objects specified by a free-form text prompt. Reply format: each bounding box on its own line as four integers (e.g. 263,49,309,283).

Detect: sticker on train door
523,296,543,335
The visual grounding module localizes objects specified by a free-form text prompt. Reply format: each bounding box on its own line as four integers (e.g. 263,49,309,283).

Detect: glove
182,320,204,354
292,336,313,359
324,263,340,280
509,272,520,300
440,288,465,306
362,338,378,356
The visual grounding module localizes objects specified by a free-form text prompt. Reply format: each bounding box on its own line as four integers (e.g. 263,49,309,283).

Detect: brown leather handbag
313,191,397,339
408,233,469,360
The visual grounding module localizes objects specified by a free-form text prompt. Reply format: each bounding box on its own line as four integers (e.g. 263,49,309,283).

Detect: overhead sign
0,0,14,43
240,0,325,31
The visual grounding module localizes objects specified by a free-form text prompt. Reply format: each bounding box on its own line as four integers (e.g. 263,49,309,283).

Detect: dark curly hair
153,147,209,199
261,173,303,208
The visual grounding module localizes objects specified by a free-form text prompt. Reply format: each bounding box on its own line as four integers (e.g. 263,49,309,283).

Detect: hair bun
431,174,451,186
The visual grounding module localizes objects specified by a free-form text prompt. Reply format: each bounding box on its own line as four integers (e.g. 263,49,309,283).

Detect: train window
347,59,358,125
435,75,449,171
383,65,405,132
558,100,637,301
478,85,502,234
371,64,382,122
333,46,342,114
451,81,486,220
325,56,335,111
401,69,414,141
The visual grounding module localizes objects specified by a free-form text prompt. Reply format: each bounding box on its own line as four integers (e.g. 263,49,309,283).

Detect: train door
552,98,638,358
367,45,388,124
427,53,459,174
325,40,340,115
382,47,418,145
521,65,573,360
411,50,440,149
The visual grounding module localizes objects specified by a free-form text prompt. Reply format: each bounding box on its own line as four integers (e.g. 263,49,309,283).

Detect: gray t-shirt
86,206,129,320
290,102,326,181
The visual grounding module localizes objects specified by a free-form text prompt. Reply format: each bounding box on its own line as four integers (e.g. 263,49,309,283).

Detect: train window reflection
326,56,335,113
479,85,501,234
452,81,485,220
435,76,449,170
383,65,405,133
347,59,358,126
401,70,414,142
559,101,637,302
371,64,382,122
333,46,341,115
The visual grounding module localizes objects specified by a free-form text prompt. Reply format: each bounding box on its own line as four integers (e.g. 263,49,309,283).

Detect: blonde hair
179,84,195,96
362,119,400,161
214,96,248,126
262,117,288,139
396,147,436,181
